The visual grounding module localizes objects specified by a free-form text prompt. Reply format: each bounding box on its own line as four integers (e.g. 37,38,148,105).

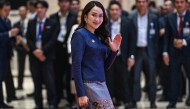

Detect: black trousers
30,57,56,107
132,48,156,102
4,60,16,98
0,57,9,104
17,51,27,87
105,56,131,103
54,46,74,104
169,53,190,104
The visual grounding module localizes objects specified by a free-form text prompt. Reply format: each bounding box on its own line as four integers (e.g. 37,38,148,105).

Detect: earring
85,20,87,23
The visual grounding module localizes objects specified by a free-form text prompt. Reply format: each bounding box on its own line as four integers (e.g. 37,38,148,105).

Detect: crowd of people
0,0,190,109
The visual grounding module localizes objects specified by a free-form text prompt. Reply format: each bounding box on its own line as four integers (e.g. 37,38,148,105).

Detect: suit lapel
183,11,190,27
33,18,37,40
147,13,151,39
133,13,138,31
120,18,124,34
0,17,9,29
42,18,50,37
172,13,178,34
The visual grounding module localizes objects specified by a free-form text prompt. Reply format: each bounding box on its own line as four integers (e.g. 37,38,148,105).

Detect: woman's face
84,6,103,31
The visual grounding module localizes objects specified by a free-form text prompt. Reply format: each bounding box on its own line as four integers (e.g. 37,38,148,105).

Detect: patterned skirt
83,81,114,109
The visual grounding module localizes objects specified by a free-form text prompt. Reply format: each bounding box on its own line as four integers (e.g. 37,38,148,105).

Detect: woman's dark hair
108,1,122,10
76,1,110,44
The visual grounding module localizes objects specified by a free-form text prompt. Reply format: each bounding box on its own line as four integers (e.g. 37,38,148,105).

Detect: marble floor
2,69,190,109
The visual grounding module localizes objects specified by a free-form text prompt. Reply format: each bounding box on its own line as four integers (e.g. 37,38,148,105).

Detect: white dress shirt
67,24,78,54
36,17,46,49
110,18,121,55
137,12,148,47
57,11,69,42
30,12,37,19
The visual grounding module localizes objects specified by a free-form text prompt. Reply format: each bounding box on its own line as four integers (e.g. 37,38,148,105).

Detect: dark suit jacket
121,10,129,18
128,10,159,58
13,20,28,52
163,11,190,57
50,11,77,47
0,17,13,60
109,17,136,63
26,18,59,60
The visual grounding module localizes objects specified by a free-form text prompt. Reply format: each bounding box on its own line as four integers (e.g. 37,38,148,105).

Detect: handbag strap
77,101,93,109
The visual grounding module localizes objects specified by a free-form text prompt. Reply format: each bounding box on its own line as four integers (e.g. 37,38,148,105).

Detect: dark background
9,0,39,10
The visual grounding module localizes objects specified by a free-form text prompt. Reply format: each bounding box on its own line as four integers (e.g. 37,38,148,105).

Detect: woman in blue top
71,1,122,109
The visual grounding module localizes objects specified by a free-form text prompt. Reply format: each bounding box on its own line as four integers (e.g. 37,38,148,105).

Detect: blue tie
3,18,11,29
36,21,43,42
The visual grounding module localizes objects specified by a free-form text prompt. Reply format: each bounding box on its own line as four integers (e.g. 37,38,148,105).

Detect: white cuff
183,39,187,46
9,31,11,37
163,52,168,55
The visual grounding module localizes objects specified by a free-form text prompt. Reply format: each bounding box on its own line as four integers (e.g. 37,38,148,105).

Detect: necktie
178,15,183,38
36,21,43,42
3,18,10,29
20,21,25,36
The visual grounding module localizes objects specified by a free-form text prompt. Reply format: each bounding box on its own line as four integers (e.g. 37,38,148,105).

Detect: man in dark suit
50,0,77,106
163,0,190,108
128,0,158,108
110,0,129,17
157,0,175,102
26,1,58,109
13,6,29,90
0,0,19,108
105,1,136,109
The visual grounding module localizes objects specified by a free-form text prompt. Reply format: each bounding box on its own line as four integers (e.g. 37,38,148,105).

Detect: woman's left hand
108,34,122,52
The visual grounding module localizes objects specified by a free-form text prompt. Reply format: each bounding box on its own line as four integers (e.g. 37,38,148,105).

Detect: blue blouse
71,28,118,97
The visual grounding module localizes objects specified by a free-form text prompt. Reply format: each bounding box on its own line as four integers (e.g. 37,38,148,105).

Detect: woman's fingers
114,34,122,42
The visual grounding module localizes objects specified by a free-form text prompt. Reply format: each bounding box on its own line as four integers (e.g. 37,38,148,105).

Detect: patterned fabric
82,82,115,109
91,99,114,109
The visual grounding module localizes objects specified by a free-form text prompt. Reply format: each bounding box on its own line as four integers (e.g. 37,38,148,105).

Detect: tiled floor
2,69,190,109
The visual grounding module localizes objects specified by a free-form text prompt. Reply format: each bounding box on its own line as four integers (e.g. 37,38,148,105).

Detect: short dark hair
0,0,10,9
35,0,49,8
28,0,37,7
173,0,187,2
58,0,71,2
108,1,122,10
164,0,175,7
149,1,156,8
136,0,149,2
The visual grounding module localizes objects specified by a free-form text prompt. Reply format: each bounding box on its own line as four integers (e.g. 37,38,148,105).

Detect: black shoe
158,96,169,102
0,103,14,108
124,103,131,109
185,96,190,106
113,101,122,106
33,106,43,109
7,95,24,103
130,101,137,108
177,97,183,102
150,102,157,108
49,105,56,109
27,92,34,97
16,85,23,90
166,103,176,108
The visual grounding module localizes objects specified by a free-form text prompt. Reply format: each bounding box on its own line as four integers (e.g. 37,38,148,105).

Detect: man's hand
163,54,169,66
33,49,46,62
16,35,22,45
10,28,19,36
127,58,135,67
160,28,165,36
174,39,183,49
